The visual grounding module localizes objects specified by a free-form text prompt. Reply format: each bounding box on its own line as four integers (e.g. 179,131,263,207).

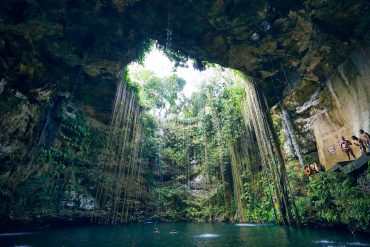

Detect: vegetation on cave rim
0,27,368,232
126,60,370,230
0,43,369,232
1,48,369,232
0,0,369,239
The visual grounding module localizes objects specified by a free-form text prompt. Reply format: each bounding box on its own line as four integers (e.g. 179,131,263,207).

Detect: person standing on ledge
339,136,356,161
359,129,370,148
351,136,367,155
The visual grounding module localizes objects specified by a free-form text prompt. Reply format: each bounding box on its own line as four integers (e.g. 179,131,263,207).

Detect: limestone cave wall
1,0,369,169
274,47,370,169
1,0,370,226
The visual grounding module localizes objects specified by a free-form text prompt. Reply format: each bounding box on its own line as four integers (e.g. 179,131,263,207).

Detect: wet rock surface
0,0,370,227
276,48,370,169
1,0,369,101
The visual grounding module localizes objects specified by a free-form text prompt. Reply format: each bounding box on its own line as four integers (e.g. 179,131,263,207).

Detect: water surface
1,222,369,247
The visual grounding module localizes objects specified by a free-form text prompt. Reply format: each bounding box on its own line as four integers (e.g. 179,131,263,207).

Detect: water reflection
235,223,270,227
0,223,369,247
0,232,31,237
197,233,220,238
314,240,370,246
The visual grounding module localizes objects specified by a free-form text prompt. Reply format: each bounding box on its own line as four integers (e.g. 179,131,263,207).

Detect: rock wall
0,80,150,229
314,48,370,168
276,48,370,169
1,0,370,226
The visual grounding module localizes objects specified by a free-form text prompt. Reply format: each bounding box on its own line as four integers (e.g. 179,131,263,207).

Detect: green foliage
242,172,276,223
131,69,186,113
219,84,245,141
122,67,141,96
128,55,370,231
2,100,108,219
135,39,154,65
154,43,189,68
298,172,370,232
154,186,190,221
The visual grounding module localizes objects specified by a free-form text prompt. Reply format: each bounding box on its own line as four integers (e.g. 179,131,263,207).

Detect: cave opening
1,0,370,242
86,43,299,225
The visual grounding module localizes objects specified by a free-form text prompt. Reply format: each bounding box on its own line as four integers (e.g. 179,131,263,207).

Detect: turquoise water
1,223,370,247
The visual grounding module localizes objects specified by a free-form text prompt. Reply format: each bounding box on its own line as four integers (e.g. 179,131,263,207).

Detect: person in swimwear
359,129,370,148
304,162,322,176
309,163,321,172
351,135,367,154
339,136,356,160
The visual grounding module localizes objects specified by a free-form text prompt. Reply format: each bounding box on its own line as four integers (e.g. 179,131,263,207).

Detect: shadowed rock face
129,0,369,105
0,0,370,226
276,48,370,169
1,0,369,101
0,2,368,152
0,0,368,172
1,0,368,149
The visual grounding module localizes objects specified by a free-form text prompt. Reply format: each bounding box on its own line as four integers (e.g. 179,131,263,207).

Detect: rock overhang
0,0,369,108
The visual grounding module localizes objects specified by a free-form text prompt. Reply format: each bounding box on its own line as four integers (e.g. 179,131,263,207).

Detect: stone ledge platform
330,153,370,174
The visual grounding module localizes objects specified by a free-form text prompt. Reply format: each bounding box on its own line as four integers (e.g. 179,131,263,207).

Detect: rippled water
1,223,369,247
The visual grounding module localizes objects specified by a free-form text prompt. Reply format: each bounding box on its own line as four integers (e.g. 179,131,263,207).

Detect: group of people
305,129,369,177
339,129,370,161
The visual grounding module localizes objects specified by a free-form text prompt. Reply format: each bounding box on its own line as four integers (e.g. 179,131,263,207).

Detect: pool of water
1,222,369,247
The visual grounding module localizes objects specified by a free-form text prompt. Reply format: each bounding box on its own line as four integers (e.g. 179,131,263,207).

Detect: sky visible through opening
128,46,216,98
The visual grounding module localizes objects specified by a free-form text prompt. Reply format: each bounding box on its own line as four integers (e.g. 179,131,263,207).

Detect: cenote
1,0,370,246
2,223,370,247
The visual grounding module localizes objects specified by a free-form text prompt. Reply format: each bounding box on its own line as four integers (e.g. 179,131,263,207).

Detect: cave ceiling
1,0,369,108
